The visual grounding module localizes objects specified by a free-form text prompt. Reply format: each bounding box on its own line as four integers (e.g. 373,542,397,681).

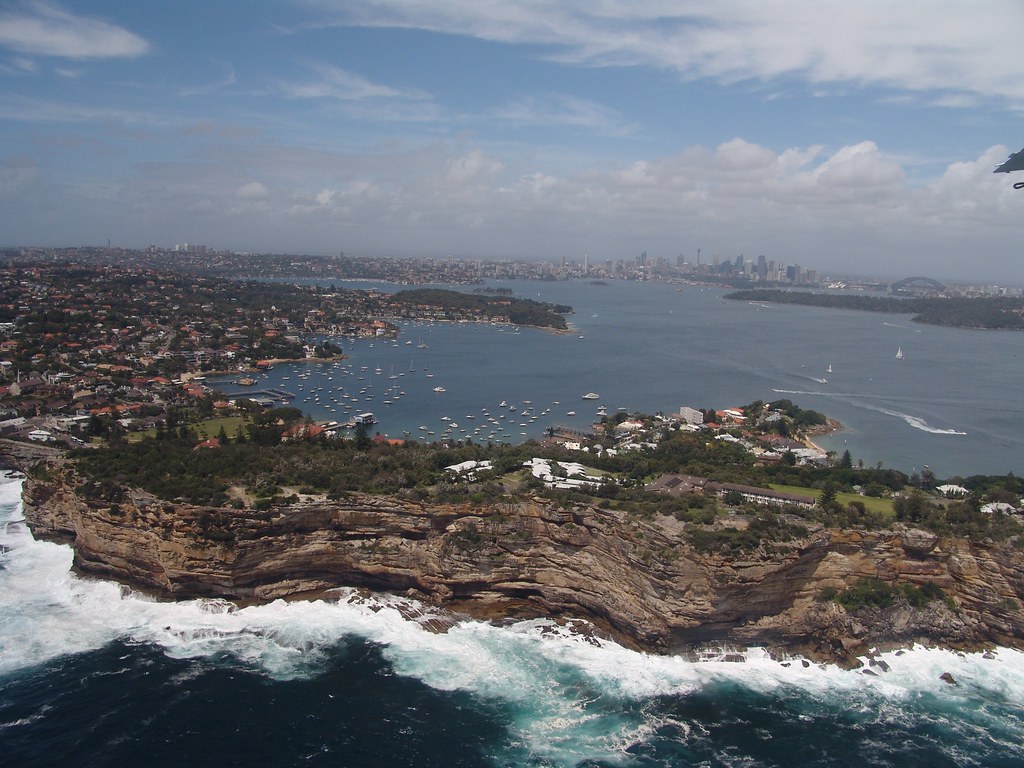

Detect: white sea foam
3,474,1023,764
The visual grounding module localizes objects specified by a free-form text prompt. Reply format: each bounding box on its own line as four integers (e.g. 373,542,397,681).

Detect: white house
678,406,703,426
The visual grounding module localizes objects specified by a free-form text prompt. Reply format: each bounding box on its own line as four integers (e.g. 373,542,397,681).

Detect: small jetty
230,388,295,405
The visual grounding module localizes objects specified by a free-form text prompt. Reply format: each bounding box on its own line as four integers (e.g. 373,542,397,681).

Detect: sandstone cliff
17,464,1024,667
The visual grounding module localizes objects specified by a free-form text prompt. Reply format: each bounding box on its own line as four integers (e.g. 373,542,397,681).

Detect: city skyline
1,1,1023,282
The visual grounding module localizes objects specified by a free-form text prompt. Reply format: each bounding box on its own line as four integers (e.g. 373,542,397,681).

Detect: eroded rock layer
18,466,1024,666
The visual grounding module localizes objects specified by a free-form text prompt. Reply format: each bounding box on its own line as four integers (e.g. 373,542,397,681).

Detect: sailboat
896,347,904,360
826,364,833,374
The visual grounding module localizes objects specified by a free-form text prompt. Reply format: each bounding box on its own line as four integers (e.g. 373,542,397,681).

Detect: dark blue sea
5,280,1024,766
2,477,1024,766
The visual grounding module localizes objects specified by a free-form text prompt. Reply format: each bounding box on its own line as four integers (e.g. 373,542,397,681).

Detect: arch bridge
891,276,946,293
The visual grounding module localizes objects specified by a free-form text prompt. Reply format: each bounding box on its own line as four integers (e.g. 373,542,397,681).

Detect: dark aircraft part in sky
994,147,1024,188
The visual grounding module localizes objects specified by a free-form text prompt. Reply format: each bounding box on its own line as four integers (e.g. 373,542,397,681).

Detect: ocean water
220,279,1024,478
6,281,1024,765
3,476,1024,767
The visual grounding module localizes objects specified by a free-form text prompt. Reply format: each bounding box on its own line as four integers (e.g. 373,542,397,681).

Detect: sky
1,1,1023,282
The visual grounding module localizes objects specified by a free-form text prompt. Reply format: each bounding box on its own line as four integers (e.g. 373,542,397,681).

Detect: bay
7,281,1024,767
217,279,1024,478
6,274,1024,765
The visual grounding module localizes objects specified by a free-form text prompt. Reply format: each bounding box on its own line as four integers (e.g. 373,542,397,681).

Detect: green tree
894,488,928,523
354,422,371,450
818,481,840,510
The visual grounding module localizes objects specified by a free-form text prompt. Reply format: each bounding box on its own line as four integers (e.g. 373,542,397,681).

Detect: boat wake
771,389,967,435
864,405,967,435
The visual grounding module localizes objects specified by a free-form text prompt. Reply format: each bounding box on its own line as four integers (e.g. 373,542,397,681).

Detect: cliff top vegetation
66,401,1024,547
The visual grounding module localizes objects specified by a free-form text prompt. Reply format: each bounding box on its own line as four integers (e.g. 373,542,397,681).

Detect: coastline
802,417,843,454
11,454,1024,671
195,354,348,378
4,469,1023,768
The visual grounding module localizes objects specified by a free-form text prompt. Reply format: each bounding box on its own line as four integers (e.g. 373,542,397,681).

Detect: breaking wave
3,474,1021,766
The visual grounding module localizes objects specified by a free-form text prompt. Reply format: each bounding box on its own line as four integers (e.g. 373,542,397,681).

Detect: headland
7,439,1024,669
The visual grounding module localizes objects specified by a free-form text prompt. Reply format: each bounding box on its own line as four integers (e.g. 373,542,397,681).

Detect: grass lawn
769,483,894,516
129,416,247,442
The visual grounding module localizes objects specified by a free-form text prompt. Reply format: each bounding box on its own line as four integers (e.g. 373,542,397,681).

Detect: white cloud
810,141,905,189
490,93,634,135
446,149,503,183
274,63,427,101
306,0,1024,107
8,133,1020,281
0,2,149,60
0,95,158,125
237,181,269,199
714,138,778,171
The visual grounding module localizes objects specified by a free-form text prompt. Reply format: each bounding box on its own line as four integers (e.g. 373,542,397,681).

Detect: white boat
433,386,446,392
896,347,904,360
566,410,576,416
826,364,833,374
582,392,600,400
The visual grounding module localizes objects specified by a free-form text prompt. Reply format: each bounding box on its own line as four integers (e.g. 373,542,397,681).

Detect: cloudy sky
1,1,1022,281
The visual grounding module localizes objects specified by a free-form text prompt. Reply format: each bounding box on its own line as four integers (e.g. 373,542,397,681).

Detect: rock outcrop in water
15,461,1024,667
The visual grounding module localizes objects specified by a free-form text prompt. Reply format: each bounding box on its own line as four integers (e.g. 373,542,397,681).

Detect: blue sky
1,1,1023,281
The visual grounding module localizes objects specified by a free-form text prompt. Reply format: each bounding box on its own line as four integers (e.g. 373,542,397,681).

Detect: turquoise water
218,279,1024,478
2,476,1024,767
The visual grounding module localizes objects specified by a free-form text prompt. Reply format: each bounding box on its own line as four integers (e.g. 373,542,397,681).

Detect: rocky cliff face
18,466,1024,666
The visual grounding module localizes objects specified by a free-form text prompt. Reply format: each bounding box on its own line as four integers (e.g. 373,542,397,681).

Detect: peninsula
6,395,1024,669
725,289,1024,330
4,255,1023,670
